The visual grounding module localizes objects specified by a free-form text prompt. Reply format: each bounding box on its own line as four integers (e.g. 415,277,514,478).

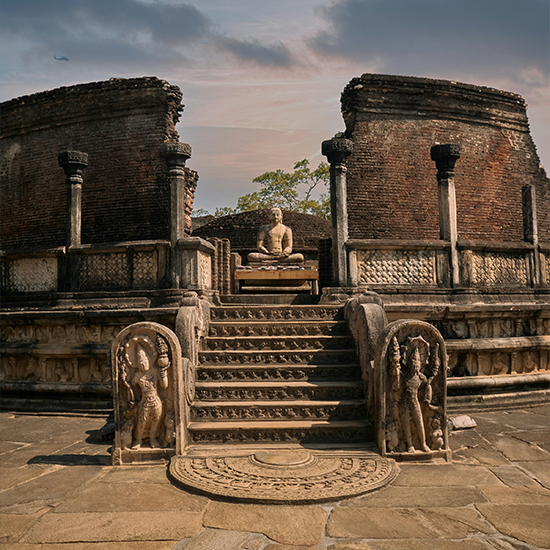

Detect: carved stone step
210,305,344,322
188,419,372,444
203,335,355,352
208,321,350,338
191,400,367,422
196,363,361,382
198,349,357,366
195,380,364,401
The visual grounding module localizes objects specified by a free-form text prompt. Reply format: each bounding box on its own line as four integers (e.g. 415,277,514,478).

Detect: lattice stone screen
465,251,528,286
133,250,159,288
357,249,436,285
80,252,130,290
1,257,58,292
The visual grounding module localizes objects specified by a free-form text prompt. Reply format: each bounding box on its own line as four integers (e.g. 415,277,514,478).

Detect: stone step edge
195,380,363,388
209,319,346,325
188,419,372,431
204,335,353,341
192,399,365,408
197,363,360,370
199,348,357,355
210,304,344,309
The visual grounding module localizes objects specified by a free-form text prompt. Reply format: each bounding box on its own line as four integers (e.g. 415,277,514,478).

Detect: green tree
194,159,330,219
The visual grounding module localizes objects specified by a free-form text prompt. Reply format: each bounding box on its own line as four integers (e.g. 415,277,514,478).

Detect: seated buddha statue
247,208,304,264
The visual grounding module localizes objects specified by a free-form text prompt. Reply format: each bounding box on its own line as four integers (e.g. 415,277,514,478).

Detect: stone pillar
431,144,460,287
160,142,192,288
322,135,353,288
522,185,541,286
58,150,88,248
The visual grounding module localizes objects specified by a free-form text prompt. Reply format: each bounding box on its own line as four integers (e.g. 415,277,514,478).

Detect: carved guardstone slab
169,450,397,504
375,319,451,461
111,322,184,465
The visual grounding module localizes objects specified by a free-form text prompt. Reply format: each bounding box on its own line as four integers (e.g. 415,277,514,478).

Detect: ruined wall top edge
1,77,184,138
342,73,528,131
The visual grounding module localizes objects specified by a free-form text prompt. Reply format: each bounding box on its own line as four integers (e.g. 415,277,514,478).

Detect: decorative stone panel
178,237,214,291
1,257,58,292
357,249,436,285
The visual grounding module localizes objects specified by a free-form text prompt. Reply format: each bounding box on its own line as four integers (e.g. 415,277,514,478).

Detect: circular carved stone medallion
169,451,398,504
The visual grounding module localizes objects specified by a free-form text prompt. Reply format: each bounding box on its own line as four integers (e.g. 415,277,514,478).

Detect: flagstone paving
1,405,549,549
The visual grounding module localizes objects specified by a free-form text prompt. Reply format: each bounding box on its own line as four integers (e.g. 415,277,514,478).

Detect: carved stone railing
1,236,219,294
72,241,171,291
1,241,171,294
111,292,209,464
346,239,548,290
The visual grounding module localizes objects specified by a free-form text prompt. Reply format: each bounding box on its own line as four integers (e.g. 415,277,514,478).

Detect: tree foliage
192,159,331,219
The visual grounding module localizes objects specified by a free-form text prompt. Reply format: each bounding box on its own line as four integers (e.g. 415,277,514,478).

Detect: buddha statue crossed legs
247,208,304,264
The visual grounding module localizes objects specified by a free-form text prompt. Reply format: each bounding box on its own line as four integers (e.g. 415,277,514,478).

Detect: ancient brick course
1,77,196,251
341,74,549,244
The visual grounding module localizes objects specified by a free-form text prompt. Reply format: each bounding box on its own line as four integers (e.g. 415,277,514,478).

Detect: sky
1,0,549,214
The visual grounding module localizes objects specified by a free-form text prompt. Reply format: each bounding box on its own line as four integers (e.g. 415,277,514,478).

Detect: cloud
309,0,550,84
0,0,299,71
215,36,296,68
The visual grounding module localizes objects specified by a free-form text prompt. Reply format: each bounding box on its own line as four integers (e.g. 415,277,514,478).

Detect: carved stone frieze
375,319,450,461
195,383,363,402
210,306,343,322
189,425,369,444
191,402,365,422
1,323,121,344
448,348,550,377
198,350,356,366
208,321,348,338
357,249,436,285
204,335,354,352
0,354,111,385
197,364,361,382
170,450,397,504
111,322,184,464
437,315,549,340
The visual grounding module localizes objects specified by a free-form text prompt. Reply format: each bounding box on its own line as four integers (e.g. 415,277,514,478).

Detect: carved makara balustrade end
374,319,451,461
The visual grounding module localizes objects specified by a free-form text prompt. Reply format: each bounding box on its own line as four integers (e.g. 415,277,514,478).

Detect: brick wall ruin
1,77,197,251
341,74,549,243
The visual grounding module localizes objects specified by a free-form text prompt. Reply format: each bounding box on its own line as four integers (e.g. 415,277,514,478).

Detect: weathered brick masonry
1,77,197,251
341,74,549,243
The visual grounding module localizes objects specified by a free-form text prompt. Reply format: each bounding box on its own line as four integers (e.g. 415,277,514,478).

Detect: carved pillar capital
160,142,192,176
58,150,88,184
322,136,354,166
430,144,460,181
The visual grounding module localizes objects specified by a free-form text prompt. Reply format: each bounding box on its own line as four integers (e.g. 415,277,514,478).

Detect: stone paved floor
1,405,549,550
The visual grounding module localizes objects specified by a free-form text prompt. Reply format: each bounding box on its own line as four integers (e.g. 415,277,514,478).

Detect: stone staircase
188,302,371,446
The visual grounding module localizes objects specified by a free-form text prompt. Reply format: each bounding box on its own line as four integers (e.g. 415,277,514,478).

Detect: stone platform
2,405,549,549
